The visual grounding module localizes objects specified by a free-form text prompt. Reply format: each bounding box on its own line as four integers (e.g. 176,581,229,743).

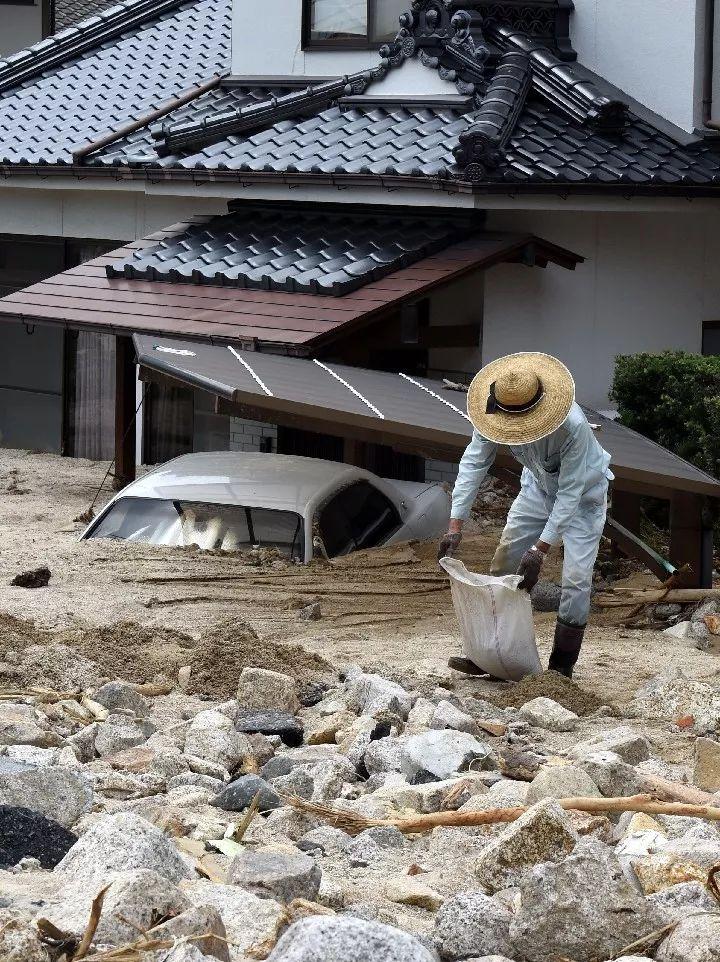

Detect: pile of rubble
1,644,720,961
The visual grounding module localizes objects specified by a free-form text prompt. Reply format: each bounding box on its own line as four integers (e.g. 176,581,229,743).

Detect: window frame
302,0,401,51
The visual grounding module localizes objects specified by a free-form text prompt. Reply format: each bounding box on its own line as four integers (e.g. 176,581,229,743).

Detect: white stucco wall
0,3,44,58
479,209,720,410
571,0,705,133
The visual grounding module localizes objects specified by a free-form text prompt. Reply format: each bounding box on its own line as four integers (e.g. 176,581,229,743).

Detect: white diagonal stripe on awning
313,359,385,419
398,372,471,422
228,345,274,397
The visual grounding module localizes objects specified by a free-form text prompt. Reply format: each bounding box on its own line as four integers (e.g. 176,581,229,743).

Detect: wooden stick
636,773,715,806
284,793,720,836
595,588,720,606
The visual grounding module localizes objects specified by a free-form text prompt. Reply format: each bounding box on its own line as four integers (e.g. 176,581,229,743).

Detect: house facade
0,0,719,491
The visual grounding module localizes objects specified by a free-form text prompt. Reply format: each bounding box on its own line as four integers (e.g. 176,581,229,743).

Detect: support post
114,335,136,489
670,492,712,588
610,488,641,559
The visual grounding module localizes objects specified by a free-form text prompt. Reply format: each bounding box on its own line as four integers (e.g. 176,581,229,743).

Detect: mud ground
0,448,718,715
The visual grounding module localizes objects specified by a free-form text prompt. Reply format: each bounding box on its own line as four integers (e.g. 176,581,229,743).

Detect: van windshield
87,497,304,560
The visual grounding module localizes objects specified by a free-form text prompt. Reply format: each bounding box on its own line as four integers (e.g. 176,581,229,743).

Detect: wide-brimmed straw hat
466,352,575,445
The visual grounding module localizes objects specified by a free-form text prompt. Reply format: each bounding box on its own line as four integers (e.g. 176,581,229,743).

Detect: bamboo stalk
283,793,720,836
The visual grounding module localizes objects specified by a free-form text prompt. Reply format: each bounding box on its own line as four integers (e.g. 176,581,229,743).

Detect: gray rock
430,701,480,735
154,946,206,962
273,767,315,800
691,598,720,623
309,756,358,803
67,724,98,763
267,915,436,961
182,879,284,957
647,881,719,921
149,904,231,961
631,669,720,731
475,800,578,892
509,839,668,962
167,772,224,793
95,719,152,757
211,774,281,812
237,668,299,713
531,581,562,612
364,737,405,776
0,909,51,962
262,746,340,781
434,892,514,960
401,731,494,784
93,681,149,717
656,914,720,962
345,673,412,720
578,751,644,797
526,764,602,804
297,826,351,855
345,835,384,867
459,778,530,815
184,710,251,771
228,846,321,903
569,727,651,765
236,709,304,747
0,766,92,828
518,697,578,732
48,869,189,946
654,603,683,621
0,704,56,747
55,812,192,885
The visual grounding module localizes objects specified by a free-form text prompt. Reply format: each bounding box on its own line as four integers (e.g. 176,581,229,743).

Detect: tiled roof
54,0,122,32
0,0,718,190
0,0,230,165
92,89,720,187
106,208,471,295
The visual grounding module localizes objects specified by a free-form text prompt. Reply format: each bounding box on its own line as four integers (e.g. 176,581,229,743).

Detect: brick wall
229,417,278,453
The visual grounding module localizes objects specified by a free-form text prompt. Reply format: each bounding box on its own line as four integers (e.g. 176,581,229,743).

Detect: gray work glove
438,531,462,561
516,547,544,592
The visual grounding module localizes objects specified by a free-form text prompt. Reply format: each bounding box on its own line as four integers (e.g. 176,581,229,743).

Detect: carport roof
134,334,720,499
0,219,582,349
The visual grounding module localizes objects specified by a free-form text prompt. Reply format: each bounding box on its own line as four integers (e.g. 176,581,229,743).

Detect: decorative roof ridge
155,66,391,156
452,49,531,181
0,0,186,96
486,22,630,132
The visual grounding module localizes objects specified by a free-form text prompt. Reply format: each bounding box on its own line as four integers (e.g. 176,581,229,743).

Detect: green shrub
610,351,720,480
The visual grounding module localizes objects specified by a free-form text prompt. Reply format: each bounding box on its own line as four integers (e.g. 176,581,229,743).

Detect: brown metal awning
134,334,720,500
0,221,582,349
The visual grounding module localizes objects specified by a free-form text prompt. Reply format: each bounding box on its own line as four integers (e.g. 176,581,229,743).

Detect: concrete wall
0,3,44,58
229,417,277,452
0,320,63,453
571,0,705,133
479,208,720,410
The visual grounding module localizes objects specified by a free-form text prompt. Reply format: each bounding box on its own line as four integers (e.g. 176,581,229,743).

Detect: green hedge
610,351,720,480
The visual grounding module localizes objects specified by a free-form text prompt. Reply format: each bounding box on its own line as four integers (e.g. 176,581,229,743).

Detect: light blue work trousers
489,475,608,627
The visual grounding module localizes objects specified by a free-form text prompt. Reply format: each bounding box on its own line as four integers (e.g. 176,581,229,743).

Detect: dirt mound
489,670,607,717
0,612,50,652
187,619,334,700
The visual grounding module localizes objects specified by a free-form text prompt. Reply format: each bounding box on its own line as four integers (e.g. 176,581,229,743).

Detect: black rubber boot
548,620,585,679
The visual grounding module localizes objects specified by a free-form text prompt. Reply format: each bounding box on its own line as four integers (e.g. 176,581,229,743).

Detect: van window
318,481,401,557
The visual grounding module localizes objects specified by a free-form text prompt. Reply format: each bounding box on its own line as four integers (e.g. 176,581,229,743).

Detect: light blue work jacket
450,402,613,546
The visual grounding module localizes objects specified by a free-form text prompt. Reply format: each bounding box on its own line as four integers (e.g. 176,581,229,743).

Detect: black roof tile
106,207,472,295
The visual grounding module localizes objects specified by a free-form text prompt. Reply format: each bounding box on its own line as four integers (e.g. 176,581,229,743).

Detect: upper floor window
303,0,407,49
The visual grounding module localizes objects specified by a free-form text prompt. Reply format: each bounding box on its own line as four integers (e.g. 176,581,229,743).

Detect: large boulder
93,681,149,717
434,892,514,960
509,839,668,962
568,727,650,765
54,812,192,885
0,766,92,828
237,668,299,713
518,697,578,732
401,731,494,783
0,703,57,747
631,670,720,730
474,799,578,892
47,869,189,946
181,879,285,958
184,710,251,771
344,672,412,720
211,774,281,812
266,915,436,962
526,764,601,804
578,751,645,797
148,905,231,961
228,846,321,903
656,915,720,962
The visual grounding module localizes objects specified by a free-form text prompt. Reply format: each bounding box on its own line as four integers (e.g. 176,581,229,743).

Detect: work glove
438,531,462,561
516,547,544,592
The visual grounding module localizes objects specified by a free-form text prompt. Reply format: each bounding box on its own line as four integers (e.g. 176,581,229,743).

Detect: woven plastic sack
439,556,542,681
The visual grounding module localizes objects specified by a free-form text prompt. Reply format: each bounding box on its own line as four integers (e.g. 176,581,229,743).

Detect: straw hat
466,352,575,444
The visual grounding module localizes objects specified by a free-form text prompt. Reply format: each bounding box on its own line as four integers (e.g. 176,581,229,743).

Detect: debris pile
0,635,719,962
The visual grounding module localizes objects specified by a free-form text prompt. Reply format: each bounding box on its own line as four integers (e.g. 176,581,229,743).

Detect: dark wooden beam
609,488,642,560
670,492,713,588
113,334,136,489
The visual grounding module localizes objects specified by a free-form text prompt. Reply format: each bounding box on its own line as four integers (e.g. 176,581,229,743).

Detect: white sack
439,557,542,681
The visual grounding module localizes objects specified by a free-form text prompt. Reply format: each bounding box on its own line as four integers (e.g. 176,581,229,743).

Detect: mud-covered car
81,452,451,562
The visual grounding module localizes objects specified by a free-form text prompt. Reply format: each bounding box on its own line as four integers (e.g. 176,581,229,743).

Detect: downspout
703,0,720,129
